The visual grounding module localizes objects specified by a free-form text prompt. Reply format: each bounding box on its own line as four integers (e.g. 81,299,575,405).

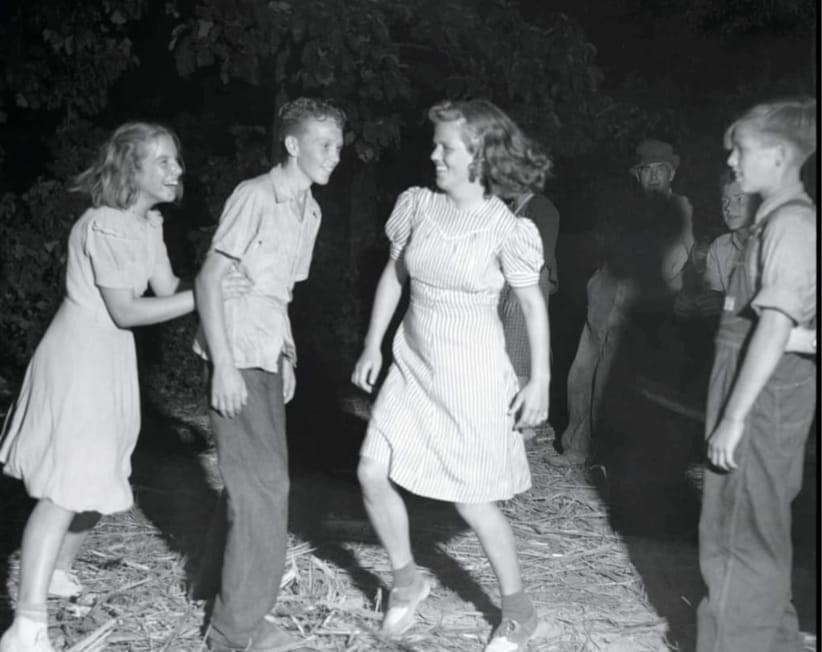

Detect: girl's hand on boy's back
211,364,248,418
351,347,382,393
510,377,549,429
221,266,254,299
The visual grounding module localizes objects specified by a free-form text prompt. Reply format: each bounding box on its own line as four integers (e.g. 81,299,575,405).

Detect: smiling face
430,119,477,195
726,124,779,195
288,118,344,187
132,134,183,210
635,162,675,194
720,179,754,231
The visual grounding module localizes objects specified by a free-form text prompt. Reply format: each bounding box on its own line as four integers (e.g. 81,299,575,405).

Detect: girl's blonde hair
428,99,553,198
723,96,817,163
72,122,184,209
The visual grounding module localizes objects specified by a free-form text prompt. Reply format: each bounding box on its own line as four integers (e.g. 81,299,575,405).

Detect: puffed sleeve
751,207,816,324
211,181,262,260
500,217,544,287
86,214,143,289
385,187,421,260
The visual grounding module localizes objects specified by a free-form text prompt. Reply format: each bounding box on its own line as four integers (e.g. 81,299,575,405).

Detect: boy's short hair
273,97,346,162
723,97,817,164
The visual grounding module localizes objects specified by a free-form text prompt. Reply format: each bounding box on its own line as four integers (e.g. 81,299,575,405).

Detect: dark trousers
207,367,290,648
697,344,816,652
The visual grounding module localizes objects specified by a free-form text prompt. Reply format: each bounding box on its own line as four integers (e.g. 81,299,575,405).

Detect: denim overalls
697,199,817,652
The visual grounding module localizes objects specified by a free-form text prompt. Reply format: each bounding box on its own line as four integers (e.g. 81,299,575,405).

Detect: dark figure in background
498,190,560,443
549,139,693,465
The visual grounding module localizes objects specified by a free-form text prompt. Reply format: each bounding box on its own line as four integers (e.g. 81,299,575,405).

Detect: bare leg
455,502,522,595
0,499,74,651
55,512,99,571
357,456,413,570
17,499,75,605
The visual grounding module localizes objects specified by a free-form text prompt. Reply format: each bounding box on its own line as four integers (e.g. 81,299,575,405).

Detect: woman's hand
351,346,382,393
510,376,549,429
221,266,253,299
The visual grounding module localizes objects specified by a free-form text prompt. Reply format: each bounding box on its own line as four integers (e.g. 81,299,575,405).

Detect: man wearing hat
549,139,694,466
629,139,694,290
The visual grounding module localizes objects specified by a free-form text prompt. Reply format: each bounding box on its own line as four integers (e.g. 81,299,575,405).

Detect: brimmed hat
630,139,680,172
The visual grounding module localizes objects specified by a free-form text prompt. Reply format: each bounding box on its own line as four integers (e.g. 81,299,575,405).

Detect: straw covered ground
0,397,817,652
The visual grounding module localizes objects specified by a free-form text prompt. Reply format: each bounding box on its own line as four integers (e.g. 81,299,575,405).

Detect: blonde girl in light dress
0,122,197,652
352,99,552,652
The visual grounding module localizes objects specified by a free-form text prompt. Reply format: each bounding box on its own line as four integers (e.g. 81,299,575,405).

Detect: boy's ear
284,134,300,158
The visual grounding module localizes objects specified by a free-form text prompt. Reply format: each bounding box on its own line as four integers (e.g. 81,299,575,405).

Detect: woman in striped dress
352,100,551,652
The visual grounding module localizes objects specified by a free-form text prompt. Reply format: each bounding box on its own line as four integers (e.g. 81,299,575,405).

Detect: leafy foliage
0,181,86,369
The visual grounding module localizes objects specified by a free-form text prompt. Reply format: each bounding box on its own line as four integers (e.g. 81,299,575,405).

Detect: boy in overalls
697,97,817,652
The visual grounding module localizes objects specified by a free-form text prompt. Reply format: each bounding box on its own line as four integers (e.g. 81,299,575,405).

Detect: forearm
516,286,550,381
363,260,406,351
108,291,194,327
723,309,793,421
194,265,234,368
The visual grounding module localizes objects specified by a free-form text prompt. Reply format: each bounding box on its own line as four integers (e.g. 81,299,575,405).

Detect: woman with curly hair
351,99,551,652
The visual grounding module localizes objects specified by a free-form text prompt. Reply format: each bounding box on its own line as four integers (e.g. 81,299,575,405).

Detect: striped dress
361,187,543,503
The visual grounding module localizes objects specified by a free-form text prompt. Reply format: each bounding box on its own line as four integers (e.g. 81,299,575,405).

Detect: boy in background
697,97,816,652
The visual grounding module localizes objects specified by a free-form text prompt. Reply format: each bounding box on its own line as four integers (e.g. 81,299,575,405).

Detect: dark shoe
484,611,539,651
249,615,318,651
204,625,247,652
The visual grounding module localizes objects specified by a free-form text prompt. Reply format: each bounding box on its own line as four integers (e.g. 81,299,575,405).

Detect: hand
351,347,382,393
706,416,745,471
282,358,296,404
221,266,253,299
509,376,549,429
211,365,248,418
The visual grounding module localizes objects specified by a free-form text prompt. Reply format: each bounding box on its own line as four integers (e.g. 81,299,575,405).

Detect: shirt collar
729,227,748,249
269,168,314,206
753,181,810,228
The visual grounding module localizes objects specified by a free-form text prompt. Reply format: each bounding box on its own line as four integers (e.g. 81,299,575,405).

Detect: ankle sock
15,603,47,625
501,591,534,624
391,561,418,589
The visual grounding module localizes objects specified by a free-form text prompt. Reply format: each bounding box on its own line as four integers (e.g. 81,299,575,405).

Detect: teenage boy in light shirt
193,97,345,652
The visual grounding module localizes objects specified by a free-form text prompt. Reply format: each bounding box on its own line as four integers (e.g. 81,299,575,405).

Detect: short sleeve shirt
704,230,747,293
192,169,321,370
748,182,816,326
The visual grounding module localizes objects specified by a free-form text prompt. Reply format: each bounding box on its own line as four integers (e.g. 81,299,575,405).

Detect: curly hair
427,99,553,198
71,122,183,209
724,96,817,164
274,97,347,162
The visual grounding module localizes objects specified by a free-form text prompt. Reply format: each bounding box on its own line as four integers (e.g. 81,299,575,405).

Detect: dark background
0,0,817,456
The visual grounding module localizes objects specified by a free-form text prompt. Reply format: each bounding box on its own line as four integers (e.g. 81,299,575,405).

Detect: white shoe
380,576,431,637
0,623,56,652
48,568,83,598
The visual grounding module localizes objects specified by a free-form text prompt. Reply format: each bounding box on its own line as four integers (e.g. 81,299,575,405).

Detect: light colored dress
361,187,543,503
0,206,169,514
